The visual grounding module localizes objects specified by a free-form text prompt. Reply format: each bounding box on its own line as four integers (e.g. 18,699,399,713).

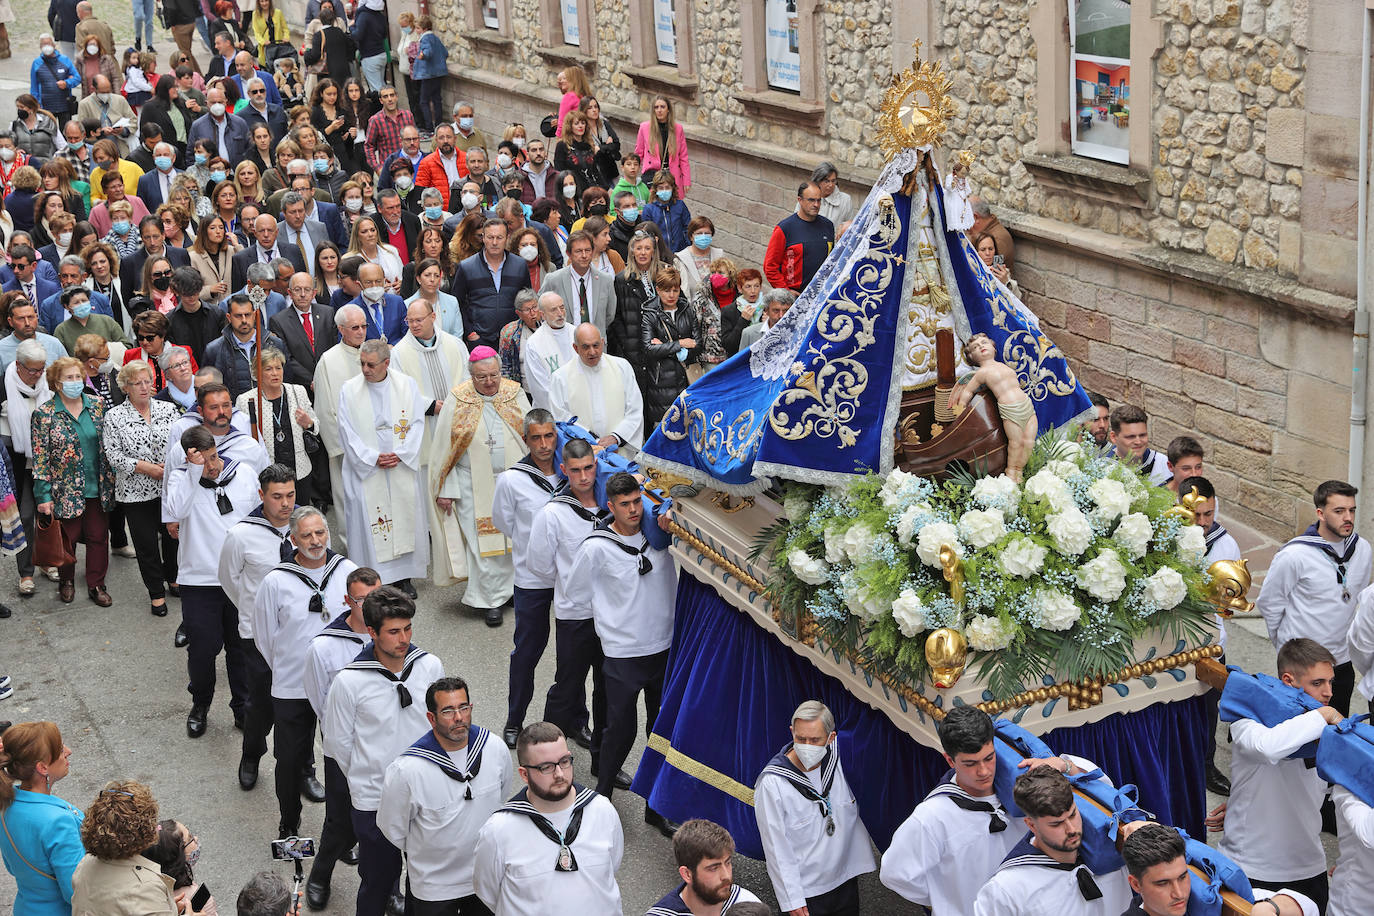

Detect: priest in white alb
428,347,529,626
337,339,429,596
548,323,644,448
313,304,367,551
520,292,574,411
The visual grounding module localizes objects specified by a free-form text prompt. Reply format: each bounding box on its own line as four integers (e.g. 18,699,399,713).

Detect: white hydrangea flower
1033,587,1081,631
823,522,847,564
1089,478,1132,521
1176,525,1207,566
1046,459,1080,480
787,549,829,585
1025,468,1074,512
965,614,1016,651
958,508,1006,549
842,522,877,563
782,492,812,521
1046,507,1093,556
1077,550,1129,602
891,588,927,637
999,535,1048,578
895,504,928,546
1112,512,1154,560
971,474,1020,510
1143,566,1189,610
915,521,962,568
1056,439,1084,462
880,468,918,507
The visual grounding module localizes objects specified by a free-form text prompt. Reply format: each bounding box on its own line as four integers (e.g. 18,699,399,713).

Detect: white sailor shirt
1329,786,1374,916
164,460,260,585
473,788,624,916
526,492,607,621
881,781,1022,915
490,459,559,589
1348,583,1374,700
376,727,515,902
302,615,370,722
218,511,292,639
1138,448,1171,486
323,647,445,810
754,747,876,912
1216,710,1329,882
565,524,675,658
972,835,1131,916
644,881,761,915
1257,531,1372,663
254,554,357,700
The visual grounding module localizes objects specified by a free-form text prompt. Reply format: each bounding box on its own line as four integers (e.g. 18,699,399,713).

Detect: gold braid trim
665,519,768,595
646,733,757,806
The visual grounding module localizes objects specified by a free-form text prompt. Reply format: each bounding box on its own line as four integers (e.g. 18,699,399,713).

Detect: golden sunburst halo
878,40,957,161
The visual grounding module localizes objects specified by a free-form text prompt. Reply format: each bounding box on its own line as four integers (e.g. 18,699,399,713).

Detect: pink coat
634,120,691,194
556,91,580,137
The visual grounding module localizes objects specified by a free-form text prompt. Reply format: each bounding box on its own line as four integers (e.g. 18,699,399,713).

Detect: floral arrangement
761,433,1216,701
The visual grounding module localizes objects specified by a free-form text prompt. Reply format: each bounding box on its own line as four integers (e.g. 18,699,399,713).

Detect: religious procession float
624,46,1286,912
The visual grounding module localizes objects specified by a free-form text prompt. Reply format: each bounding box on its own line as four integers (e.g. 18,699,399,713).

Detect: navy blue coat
29,53,78,116
451,252,532,349
350,292,407,343
203,326,287,400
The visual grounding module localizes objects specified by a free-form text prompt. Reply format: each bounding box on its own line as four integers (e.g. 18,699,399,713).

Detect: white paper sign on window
562,0,580,46
765,0,801,93
482,0,499,29
654,0,677,65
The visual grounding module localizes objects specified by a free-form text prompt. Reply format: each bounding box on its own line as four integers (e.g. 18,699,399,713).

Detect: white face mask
361,286,384,303
793,741,828,769
460,191,479,211
518,244,539,263
210,102,226,118
86,43,99,56
496,152,512,169
562,184,576,199
58,232,73,247
394,175,413,191
0,148,13,163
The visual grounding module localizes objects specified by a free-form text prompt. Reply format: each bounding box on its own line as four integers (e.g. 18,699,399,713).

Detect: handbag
33,513,75,569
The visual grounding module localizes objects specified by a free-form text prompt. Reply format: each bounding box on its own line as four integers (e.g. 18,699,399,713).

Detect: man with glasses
271,272,337,389
365,86,417,174
324,586,445,916
764,181,836,293
1,247,60,327
312,304,366,548
474,721,624,915
240,78,288,146
378,676,513,916
0,297,65,372
303,566,381,910
378,126,425,193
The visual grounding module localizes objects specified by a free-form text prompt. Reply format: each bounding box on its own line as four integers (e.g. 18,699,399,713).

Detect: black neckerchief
1288,523,1362,601
317,611,367,644
236,508,294,560
761,744,838,829
550,483,607,525
1138,448,1156,473
197,459,241,514
499,784,599,872
1204,521,1230,555
344,644,429,709
926,779,1008,833
273,552,348,619
998,834,1102,901
400,726,490,800
586,518,653,575
510,455,557,493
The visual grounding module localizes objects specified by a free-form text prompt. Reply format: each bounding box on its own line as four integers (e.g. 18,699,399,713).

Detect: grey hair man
313,304,368,549
739,288,797,351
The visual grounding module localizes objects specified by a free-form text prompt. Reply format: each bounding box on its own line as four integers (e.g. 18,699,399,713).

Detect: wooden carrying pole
251,308,264,441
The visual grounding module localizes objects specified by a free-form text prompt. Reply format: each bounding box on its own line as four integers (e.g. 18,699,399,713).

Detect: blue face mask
458,117,474,132
155,155,174,171
194,152,208,166
67,139,84,151
313,159,329,173
675,347,687,363
621,207,639,222
71,302,93,320
111,220,131,235
61,380,85,398
210,170,226,183
655,188,672,202
693,232,713,250
424,206,443,221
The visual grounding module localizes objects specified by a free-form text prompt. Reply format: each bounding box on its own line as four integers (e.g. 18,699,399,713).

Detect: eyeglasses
522,754,575,775
249,88,266,95
152,270,174,278
436,703,474,718
137,333,162,342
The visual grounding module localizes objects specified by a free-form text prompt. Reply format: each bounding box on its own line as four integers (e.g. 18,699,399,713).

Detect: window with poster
561,0,580,46
653,0,678,65
481,0,500,28
1070,0,1131,165
765,0,801,93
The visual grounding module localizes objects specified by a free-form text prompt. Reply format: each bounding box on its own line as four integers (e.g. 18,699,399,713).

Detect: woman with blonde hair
634,95,691,197
554,65,592,137
347,215,403,284
0,722,82,916
70,780,178,916
190,216,237,309
233,160,266,207
236,347,317,504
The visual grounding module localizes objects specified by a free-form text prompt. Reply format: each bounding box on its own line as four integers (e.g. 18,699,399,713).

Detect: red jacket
414,149,470,210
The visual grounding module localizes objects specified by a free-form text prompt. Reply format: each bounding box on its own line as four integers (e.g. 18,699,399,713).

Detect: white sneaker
0,676,12,700
114,545,138,559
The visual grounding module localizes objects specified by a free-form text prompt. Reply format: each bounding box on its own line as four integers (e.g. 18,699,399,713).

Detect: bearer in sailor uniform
971,765,1132,916
882,705,1097,916
645,819,762,916
1256,479,1371,716
473,722,624,916
754,700,876,916
165,423,262,740
253,506,357,839
377,676,514,916
528,439,609,761
301,566,383,911
323,586,446,916
1107,405,1170,486
1211,638,1345,912
490,407,561,748
564,471,678,836
1328,783,1374,916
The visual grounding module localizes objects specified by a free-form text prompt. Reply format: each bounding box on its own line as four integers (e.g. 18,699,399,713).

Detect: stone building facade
364,0,1364,540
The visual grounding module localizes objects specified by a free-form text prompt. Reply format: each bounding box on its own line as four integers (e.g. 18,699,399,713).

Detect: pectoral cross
393,417,412,441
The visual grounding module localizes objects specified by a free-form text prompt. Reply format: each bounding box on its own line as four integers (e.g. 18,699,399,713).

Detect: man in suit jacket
451,220,531,351
539,230,617,336
350,262,406,342
231,51,282,106
271,272,337,388
134,142,182,212
206,31,238,81
238,77,288,145
1,247,60,322
119,216,192,302
309,198,348,248
277,191,328,276
231,214,306,292
187,85,250,163
371,191,421,265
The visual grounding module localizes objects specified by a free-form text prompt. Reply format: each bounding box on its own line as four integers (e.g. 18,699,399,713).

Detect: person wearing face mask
414,189,451,238
641,169,692,253
10,95,60,162
75,36,118,101
57,119,94,184
606,191,639,261
53,288,123,354
388,161,423,217
76,80,136,160
186,86,250,166
29,36,78,128
672,215,723,305
754,700,877,916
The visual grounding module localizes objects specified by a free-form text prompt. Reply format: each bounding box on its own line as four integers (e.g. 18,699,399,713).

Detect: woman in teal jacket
0,721,83,916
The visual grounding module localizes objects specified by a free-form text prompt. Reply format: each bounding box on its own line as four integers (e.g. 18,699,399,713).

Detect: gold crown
878,40,957,161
